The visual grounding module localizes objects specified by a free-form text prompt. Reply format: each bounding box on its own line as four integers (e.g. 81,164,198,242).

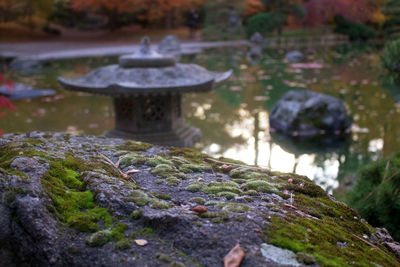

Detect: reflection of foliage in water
3,45,400,194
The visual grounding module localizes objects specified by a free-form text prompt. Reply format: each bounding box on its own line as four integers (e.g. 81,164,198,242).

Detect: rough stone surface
269,90,351,137
0,83,55,100
0,132,399,267
260,243,300,266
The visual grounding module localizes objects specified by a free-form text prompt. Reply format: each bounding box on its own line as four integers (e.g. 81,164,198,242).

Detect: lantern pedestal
107,124,201,147
106,94,200,147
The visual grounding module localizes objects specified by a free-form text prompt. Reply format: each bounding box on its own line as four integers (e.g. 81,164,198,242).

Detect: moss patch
265,215,398,267
41,155,112,232
168,147,207,164
116,140,153,152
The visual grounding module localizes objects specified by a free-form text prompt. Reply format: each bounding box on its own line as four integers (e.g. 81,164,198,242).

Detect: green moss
204,200,221,206
110,223,129,241
282,179,327,198
119,153,147,168
202,181,243,195
0,167,27,178
265,214,399,267
229,167,272,180
116,140,153,151
151,164,180,178
130,210,142,220
115,238,131,250
40,155,113,232
179,163,212,173
154,179,164,184
232,179,246,184
156,253,172,263
86,229,112,247
189,197,206,205
170,156,190,165
150,192,172,200
296,252,316,265
151,200,173,209
145,157,173,167
217,157,246,165
242,180,278,193
168,147,207,164
199,210,230,222
124,190,151,206
219,203,250,213
185,182,202,192
166,176,181,186
170,261,186,267
194,221,203,227
216,191,238,200
245,190,260,196
0,143,48,172
140,227,155,237
2,187,29,208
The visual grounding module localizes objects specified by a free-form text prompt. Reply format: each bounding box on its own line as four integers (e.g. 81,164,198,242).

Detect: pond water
2,44,400,193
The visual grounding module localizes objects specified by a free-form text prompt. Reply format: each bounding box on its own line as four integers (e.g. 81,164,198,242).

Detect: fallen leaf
221,164,233,173
125,169,140,175
192,205,207,214
134,239,148,246
224,244,245,267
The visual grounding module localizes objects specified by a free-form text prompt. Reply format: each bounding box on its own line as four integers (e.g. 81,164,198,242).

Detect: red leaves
224,244,245,267
0,96,16,110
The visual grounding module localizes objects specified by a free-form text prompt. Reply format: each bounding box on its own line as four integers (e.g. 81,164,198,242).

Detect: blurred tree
259,0,306,34
303,0,384,27
71,0,205,30
71,0,138,30
244,0,265,18
382,0,400,39
0,0,53,27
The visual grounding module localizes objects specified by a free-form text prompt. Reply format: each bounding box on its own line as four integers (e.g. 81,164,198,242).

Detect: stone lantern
58,37,232,147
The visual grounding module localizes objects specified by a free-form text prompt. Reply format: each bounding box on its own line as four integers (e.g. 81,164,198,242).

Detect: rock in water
269,90,351,137
285,51,304,63
0,132,399,266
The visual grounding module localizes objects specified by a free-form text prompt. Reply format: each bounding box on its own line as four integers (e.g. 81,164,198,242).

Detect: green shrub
334,15,376,41
345,152,400,241
381,39,400,81
382,0,400,39
246,12,286,37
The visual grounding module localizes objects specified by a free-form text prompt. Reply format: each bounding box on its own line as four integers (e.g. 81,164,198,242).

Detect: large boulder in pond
0,132,398,267
269,90,351,137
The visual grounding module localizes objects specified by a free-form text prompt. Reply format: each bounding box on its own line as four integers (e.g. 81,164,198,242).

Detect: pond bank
0,40,249,62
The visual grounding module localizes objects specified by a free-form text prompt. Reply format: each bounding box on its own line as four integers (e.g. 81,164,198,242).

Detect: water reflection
2,45,399,192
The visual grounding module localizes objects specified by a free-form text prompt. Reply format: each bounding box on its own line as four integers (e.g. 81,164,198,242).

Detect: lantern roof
58,37,232,96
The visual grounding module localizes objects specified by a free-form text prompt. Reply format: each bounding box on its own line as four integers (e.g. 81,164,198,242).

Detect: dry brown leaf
125,169,140,175
134,239,148,246
191,205,207,214
224,244,245,267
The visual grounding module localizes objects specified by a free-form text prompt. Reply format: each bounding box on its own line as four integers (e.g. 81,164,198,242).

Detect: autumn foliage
71,0,205,30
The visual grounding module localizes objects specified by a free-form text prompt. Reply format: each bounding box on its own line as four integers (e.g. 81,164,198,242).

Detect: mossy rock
1,133,399,267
